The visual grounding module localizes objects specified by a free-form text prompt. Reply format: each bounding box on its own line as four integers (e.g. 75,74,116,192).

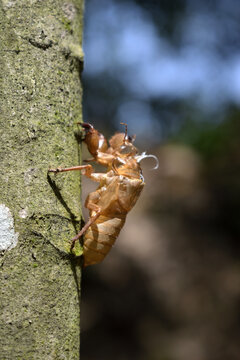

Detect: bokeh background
80,1,240,359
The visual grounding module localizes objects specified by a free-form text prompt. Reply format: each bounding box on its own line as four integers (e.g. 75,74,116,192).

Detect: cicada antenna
120,122,128,143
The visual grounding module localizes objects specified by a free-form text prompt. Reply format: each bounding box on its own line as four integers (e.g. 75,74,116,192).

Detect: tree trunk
0,1,84,358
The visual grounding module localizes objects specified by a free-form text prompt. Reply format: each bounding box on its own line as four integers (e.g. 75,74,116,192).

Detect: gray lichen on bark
0,0,84,358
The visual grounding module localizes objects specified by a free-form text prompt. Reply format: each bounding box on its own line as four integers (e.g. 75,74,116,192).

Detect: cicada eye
127,134,135,142
120,144,137,156
120,145,131,154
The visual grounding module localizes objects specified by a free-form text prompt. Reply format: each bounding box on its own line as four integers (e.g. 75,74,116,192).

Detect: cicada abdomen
82,173,144,267
83,214,126,267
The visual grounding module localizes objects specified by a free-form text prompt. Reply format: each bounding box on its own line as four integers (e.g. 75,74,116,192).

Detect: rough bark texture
0,0,84,358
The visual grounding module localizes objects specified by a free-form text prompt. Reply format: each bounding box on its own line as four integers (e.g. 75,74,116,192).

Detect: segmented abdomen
83,214,126,267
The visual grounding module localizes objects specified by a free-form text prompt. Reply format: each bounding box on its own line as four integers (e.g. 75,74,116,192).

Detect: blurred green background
80,1,240,359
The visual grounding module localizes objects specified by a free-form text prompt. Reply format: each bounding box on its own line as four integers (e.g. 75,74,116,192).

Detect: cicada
48,123,157,267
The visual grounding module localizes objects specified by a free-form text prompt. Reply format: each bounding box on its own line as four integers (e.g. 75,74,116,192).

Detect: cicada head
109,123,138,157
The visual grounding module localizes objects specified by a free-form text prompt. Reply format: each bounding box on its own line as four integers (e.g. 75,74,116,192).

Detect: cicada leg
70,204,101,251
48,164,104,250
48,164,93,176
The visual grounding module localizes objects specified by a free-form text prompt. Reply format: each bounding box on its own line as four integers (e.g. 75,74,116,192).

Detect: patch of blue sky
83,0,240,110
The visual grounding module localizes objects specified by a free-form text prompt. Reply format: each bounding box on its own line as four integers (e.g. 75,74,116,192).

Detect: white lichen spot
24,168,37,186
2,0,17,9
19,208,28,219
62,2,76,20
0,204,18,251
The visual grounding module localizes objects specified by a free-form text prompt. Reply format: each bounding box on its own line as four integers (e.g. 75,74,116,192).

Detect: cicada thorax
108,133,126,152
112,157,142,180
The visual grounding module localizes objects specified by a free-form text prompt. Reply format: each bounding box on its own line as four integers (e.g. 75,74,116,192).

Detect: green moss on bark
0,0,84,358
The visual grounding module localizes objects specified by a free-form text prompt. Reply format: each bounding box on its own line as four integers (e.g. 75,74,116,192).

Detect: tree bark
0,0,84,358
